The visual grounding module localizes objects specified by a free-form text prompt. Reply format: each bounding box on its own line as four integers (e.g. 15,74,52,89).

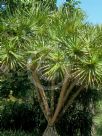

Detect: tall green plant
0,1,102,136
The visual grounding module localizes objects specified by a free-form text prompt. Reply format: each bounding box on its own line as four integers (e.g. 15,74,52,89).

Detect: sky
57,0,102,24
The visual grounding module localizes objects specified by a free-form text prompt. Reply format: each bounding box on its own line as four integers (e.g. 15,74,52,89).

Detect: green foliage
0,1,102,136
56,90,96,136
93,100,102,136
0,66,96,136
1,0,101,90
0,99,46,135
0,69,32,98
0,0,57,17
57,110,92,136
0,88,96,136
0,130,35,136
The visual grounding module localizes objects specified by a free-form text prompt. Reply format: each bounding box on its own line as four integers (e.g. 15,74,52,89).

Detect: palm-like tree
0,1,102,136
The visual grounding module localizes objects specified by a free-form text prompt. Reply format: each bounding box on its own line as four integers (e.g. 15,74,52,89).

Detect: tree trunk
43,125,59,136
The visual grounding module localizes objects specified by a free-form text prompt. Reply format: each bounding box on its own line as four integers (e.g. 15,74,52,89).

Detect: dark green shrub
0,69,32,98
57,109,92,136
0,130,35,136
56,89,98,136
0,99,47,135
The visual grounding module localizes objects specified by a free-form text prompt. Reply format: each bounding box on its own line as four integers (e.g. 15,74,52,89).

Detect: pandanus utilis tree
0,1,102,136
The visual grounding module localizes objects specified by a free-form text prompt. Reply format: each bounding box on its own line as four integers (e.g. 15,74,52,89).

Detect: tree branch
36,89,49,121
61,86,83,116
63,81,76,104
32,71,51,121
51,76,70,124
50,80,55,116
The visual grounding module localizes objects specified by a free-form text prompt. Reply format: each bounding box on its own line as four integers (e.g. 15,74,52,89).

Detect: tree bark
43,125,59,136
51,76,69,124
61,86,83,116
51,80,55,115
51,79,76,124
32,71,51,121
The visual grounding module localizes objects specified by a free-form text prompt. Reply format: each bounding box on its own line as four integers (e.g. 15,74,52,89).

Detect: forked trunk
43,125,59,136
